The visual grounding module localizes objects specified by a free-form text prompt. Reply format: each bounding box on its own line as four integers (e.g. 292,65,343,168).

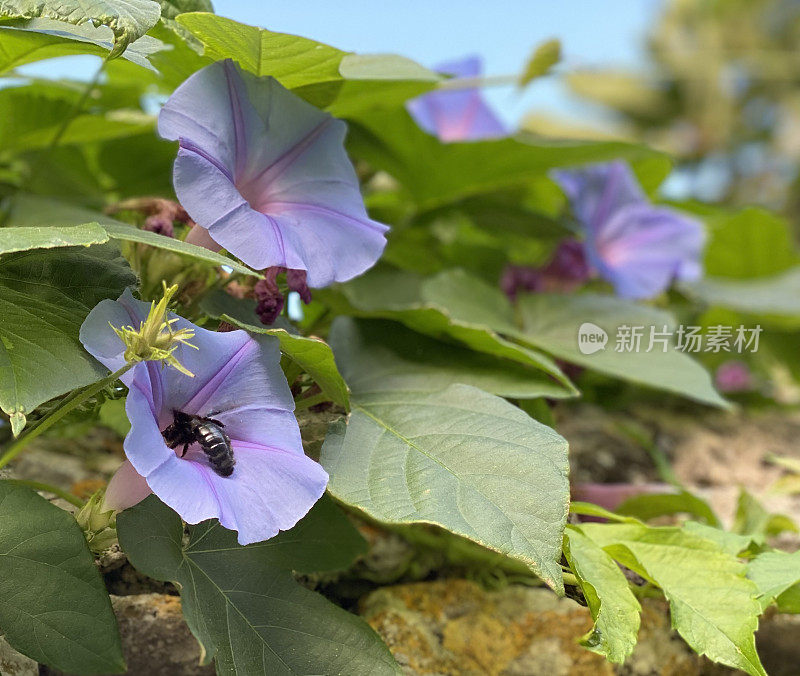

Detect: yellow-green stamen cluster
111,282,198,377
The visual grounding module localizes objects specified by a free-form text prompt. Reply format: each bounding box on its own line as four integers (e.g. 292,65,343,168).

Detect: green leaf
0,481,125,673
175,13,438,113
320,384,570,592
564,526,640,664
103,223,260,277
330,316,574,400
0,19,165,72
0,223,108,255
519,38,561,85
329,268,574,391
703,207,799,279
346,105,671,209
0,245,136,433
157,0,211,20
0,0,161,56
616,491,721,527
177,12,344,87
747,550,800,611
580,523,766,676
683,268,800,321
200,290,350,410
117,495,397,675
4,197,260,277
515,292,729,408
682,521,754,557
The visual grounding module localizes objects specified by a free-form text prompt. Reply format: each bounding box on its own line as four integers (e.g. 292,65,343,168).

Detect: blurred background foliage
549,0,800,211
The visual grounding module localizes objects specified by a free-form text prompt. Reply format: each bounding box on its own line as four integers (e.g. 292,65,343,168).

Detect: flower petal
551,161,647,232
159,59,387,287
407,55,507,143
104,459,152,511
146,443,328,545
123,378,174,476
589,203,705,299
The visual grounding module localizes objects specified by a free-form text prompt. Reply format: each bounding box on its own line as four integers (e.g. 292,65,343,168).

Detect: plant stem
294,391,329,411
0,364,132,469
3,479,84,508
562,572,580,587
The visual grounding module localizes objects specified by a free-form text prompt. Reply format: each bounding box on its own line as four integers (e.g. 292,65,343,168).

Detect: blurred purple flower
501,239,590,299
551,161,705,299
715,360,754,393
80,289,328,545
407,55,507,142
158,59,388,288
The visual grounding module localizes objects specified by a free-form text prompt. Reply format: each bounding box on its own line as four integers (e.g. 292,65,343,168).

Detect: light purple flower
80,289,328,545
407,55,507,142
158,59,388,288
551,161,706,299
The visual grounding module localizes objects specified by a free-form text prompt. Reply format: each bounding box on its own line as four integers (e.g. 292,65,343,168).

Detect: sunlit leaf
564,526,640,664
0,0,161,56
515,292,729,407
580,522,766,676
321,384,570,591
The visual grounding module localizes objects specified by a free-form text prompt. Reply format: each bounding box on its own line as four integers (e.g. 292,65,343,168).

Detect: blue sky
211,0,664,125
20,0,665,126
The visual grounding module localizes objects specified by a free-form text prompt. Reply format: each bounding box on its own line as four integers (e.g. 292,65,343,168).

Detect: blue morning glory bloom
80,289,328,545
158,59,388,288
551,161,706,299
407,55,507,142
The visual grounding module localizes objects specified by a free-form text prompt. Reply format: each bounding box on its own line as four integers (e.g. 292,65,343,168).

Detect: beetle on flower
79,287,328,545
158,59,388,289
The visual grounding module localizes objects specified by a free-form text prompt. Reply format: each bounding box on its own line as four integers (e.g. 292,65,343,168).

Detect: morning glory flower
406,55,507,142
158,59,388,288
79,289,328,545
551,161,706,299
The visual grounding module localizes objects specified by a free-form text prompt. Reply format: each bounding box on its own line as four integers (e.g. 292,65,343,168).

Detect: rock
0,635,37,676
111,593,214,676
360,579,718,675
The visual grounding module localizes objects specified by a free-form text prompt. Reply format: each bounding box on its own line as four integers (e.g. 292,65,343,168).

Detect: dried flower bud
143,214,175,238
286,269,312,304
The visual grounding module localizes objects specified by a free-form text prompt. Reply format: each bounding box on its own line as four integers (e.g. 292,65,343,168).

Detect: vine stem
0,364,133,469
4,479,84,508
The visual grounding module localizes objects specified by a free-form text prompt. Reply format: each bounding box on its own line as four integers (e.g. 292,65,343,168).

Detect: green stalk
0,364,132,469
294,391,329,411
